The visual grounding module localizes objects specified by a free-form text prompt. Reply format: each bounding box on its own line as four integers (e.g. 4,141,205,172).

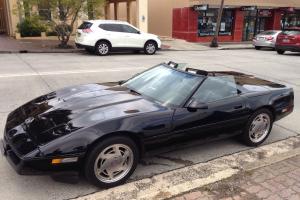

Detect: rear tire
84,136,139,188
255,46,261,50
95,41,110,56
144,41,157,55
277,49,285,55
240,109,273,147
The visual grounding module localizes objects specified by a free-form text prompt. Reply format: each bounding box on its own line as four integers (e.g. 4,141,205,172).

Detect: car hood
5,83,166,150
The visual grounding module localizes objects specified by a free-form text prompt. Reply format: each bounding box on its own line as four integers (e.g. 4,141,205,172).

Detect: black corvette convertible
1,62,294,187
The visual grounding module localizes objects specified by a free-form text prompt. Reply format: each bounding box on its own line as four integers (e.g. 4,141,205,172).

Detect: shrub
17,17,47,37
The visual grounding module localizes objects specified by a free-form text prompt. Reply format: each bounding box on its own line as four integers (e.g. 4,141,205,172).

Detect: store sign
259,10,272,17
280,7,295,13
193,5,208,11
241,6,256,11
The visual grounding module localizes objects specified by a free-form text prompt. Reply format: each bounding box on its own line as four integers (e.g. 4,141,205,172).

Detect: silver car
253,30,282,50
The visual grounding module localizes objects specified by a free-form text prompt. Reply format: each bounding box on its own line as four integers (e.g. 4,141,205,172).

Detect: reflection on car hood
5,83,165,147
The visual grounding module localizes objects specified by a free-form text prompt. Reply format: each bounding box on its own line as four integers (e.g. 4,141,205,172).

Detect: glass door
242,17,256,41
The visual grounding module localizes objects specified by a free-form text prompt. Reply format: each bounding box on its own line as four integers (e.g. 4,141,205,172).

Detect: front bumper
1,138,82,175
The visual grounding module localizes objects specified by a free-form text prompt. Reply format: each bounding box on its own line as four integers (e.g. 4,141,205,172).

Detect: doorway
242,16,256,41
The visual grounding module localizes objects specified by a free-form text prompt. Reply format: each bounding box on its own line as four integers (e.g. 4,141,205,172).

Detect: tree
16,0,105,48
210,0,225,47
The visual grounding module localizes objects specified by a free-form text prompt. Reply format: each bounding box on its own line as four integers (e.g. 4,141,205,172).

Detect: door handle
233,105,243,110
143,124,166,131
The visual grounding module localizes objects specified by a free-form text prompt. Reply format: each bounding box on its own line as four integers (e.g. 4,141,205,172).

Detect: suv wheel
277,50,285,55
96,41,110,56
144,41,157,55
241,109,273,146
84,136,139,188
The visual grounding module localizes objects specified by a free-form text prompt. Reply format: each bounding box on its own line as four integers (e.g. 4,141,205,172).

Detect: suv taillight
83,28,93,33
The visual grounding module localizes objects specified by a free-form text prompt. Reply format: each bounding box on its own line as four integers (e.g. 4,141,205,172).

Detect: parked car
1,62,294,188
75,20,161,55
252,30,281,50
275,28,300,54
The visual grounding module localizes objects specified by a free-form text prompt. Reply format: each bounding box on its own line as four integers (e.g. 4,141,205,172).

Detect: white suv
75,20,161,56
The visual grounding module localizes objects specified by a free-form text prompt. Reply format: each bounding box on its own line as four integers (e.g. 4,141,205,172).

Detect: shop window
198,9,233,37
281,12,300,29
38,0,51,21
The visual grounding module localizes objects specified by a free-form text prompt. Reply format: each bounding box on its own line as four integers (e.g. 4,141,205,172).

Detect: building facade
173,0,300,42
1,0,300,43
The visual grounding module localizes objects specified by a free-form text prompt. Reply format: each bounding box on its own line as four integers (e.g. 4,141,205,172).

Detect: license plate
259,37,265,40
283,39,290,43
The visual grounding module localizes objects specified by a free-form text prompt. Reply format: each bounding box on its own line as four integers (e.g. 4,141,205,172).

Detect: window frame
99,23,124,32
188,76,240,104
197,8,234,37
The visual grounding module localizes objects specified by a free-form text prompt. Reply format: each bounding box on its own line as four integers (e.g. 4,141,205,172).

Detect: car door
120,24,145,48
98,23,127,47
172,76,250,137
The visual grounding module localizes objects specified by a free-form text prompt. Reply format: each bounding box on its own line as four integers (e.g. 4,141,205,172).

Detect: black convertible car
1,62,294,187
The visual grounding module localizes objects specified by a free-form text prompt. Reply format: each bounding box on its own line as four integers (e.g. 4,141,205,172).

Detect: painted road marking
0,67,147,78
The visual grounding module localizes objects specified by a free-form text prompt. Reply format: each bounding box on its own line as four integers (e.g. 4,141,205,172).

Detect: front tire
144,41,157,55
255,46,261,50
84,136,139,188
95,41,110,56
241,109,273,146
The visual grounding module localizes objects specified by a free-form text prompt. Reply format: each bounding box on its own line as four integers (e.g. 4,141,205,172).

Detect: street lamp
210,0,225,47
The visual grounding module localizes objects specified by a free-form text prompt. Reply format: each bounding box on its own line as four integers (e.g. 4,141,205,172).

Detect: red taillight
83,28,93,33
266,36,273,41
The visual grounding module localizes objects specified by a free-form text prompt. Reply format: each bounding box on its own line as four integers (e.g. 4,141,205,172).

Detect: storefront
172,4,290,43
281,8,300,29
242,7,274,41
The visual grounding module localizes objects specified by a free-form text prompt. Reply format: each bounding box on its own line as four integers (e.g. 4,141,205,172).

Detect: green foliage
15,0,105,47
17,16,47,37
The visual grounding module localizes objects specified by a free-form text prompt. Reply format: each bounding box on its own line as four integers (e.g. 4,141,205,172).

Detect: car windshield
124,65,203,106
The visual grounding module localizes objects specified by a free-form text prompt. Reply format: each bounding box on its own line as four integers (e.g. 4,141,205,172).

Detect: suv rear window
78,22,93,29
99,24,123,32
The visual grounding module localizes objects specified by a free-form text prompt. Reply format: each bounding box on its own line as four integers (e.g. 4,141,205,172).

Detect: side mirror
187,99,208,110
118,80,126,85
137,31,141,34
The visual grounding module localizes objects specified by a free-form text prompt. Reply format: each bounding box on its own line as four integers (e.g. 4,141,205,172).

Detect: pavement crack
139,160,170,167
15,54,53,91
156,155,194,166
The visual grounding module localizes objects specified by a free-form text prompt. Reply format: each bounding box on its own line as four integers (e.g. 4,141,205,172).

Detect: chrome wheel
98,43,109,55
146,43,156,54
249,113,271,143
94,144,134,183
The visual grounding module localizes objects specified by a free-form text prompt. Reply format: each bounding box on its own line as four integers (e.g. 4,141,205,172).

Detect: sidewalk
0,35,253,53
172,155,300,200
0,35,80,53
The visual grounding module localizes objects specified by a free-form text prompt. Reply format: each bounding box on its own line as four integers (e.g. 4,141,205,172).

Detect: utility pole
210,0,225,47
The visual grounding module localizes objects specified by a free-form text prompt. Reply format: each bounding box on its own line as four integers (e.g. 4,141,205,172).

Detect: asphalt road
0,49,299,200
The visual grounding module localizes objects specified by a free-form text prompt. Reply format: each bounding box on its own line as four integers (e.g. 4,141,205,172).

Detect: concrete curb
75,136,300,200
218,46,254,50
